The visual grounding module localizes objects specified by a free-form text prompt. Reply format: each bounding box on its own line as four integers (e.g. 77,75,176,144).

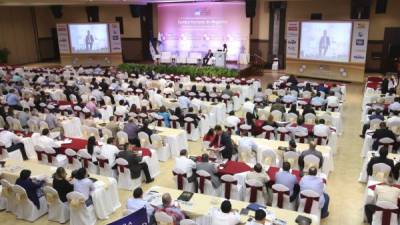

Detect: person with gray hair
157,193,186,224
298,141,323,170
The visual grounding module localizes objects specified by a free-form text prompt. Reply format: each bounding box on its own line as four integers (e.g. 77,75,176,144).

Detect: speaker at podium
214,51,227,68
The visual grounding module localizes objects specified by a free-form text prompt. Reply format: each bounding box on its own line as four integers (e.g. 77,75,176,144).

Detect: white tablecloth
155,127,188,157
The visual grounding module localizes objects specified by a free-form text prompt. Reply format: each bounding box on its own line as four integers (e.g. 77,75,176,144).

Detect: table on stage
146,186,319,225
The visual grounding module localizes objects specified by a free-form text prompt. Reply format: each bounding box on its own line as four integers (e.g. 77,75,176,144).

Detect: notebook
246,203,266,211
177,191,194,202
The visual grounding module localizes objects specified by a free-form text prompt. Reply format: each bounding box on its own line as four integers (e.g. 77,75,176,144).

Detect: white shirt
178,95,191,109
326,96,339,106
164,87,174,96
211,208,241,225
100,144,120,166
73,178,94,200
238,137,257,151
37,135,61,148
115,105,128,116
226,115,241,128
389,102,400,112
174,156,196,177
126,198,155,221
153,93,164,108
242,101,255,114
313,124,331,137
0,130,21,148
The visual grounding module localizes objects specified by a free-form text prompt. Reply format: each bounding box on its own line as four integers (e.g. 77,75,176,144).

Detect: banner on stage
56,24,71,54
350,21,369,63
107,207,148,225
109,23,122,53
286,21,299,59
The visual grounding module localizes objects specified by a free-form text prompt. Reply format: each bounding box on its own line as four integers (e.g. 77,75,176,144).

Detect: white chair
65,148,81,170
170,115,181,129
378,137,395,152
283,151,300,170
66,192,97,225
96,155,116,178
298,190,321,218
34,145,47,164
276,127,291,141
184,117,200,141
239,124,252,136
43,186,69,223
172,168,195,192
271,110,283,122
116,158,142,190
371,163,392,182
245,179,266,205
285,113,298,123
220,174,241,200
116,131,129,147
0,179,16,213
304,113,317,125
196,170,218,196
371,201,399,225
0,141,23,161
0,185,6,211
155,211,174,225
238,145,257,165
261,149,277,167
12,185,48,222
303,154,321,172
260,125,275,140
81,126,100,140
272,184,294,210
101,128,113,141
39,121,49,132
138,131,151,148
151,134,170,161
294,129,309,144
43,146,68,167
77,149,98,174
370,119,383,130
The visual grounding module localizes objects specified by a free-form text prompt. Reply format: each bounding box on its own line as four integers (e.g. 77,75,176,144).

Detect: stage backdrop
157,1,250,61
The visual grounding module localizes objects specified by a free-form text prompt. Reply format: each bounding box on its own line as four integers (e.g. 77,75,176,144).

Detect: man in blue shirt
275,161,298,201
178,91,191,110
5,89,22,110
299,167,329,218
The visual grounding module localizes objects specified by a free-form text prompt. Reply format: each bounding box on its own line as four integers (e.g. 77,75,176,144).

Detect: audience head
226,84,230,90
181,91,185,96
160,106,167,113
19,169,31,180
161,193,172,207
253,163,263,173
379,122,387,129
42,128,50,136
133,187,143,199
379,146,389,158
308,141,317,150
107,137,115,145
54,167,67,179
180,149,188,157
254,209,266,222
214,125,223,135
201,153,209,163
74,168,87,180
188,107,194,113
220,200,232,213
282,161,291,171
206,128,214,136
289,139,297,149
319,119,325,125
308,167,318,176
229,111,235,116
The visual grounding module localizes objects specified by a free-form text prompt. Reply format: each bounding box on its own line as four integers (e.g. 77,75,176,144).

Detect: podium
214,51,226,68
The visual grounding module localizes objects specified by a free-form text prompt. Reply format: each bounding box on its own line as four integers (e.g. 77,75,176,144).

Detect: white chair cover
43,186,70,223
115,158,142,190
12,185,48,222
67,192,97,225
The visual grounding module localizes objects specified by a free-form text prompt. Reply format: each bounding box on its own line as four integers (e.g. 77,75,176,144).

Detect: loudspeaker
351,0,371,19
246,0,256,18
129,5,142,17
376,0,388,14
86,6,99,22
310,13,322,20
50,5,63,19
115,17,124,34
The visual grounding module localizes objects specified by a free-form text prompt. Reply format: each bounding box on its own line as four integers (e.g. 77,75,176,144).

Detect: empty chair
261,149,277,167
271,110,283,122
12,184,48,222
272,184,294,210
172,168,195,192
294,129,309,144
77,149,98,174
43,186,70,224
220,174,241,200
66,192,97,225
298,190,321,219
0,179,16,213
371,201,399,225
261,125,276,140
371,163,392,182
65,148,81,170
304,113,317,125
115,158,142,190
245,179,266,205
184,117,200,141
116,131,129,147
285,113,298,123
138,131,151,148
239,124,252,136
276,127,291,141
43,146,68,167
151,134,170,161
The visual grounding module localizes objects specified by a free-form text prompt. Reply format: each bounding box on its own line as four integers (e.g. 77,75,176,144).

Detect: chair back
285,113,298,123
272,184,290,209
34,145,46,163
0,179,14,199
155,211,174,225
277,127,290,141
150,134,164,149
283,151,300,169
221,174,238,200
271,110,282,122
298,190,321,216
372,201,399,225
303,154,320,171
261,149,277,166
115,158,130,175
12,185,29,205
239,124,251,136
370,119,383,130
116,131,129,146
172,168,188,190
372,163,392,182
102,128,113,140
66,191,86,210
170,115,180,129
138,131,151,148
184,117,195,134
262,125,275,140
180,219,197,225
245,179,264,204
196,170,212,194
43,186,62,206
304,113,316,125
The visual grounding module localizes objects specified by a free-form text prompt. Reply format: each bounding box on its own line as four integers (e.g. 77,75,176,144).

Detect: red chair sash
81,158,90,169
98,158,109,168
315,136,327,145
222,180,237,199
157,118,163,127
46,153,57,163
300,194,320,214
198,175,211,193
273,189,289,208
375,207,399,225
0,146,4,156
171,120,178,129
265,130,273,139
186,121,193,134
35,151,43,161
172,171,187,190
118,164,129,173
295,135,306,143
66,155,76,164
246,184,263,203
278,131,289,141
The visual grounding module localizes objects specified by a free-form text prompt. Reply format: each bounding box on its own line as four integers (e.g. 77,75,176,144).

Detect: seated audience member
158,106,171,127
124,118,140,146
287,74,298,86
287,118,308,139
298,141,323,170
196,153,220,188
211,200,240,225
116,144,153,183
126,187,155,222
87,136,101,163
210,125,234,160
100,137,120,166
302,104,316,116
360,109,385,138
185,107,200,128
157,193,186,224
254,88,266,102
153,89,164,108
200,86,210,101
106,116,120,137
15,169,45,209
264,114,278,128
389,97,400,113
287,104,300,116
174,149,196,182
246,163,270,186
364,183,400,224
225,111,241,131
371,122,397,151
178,92,191,110
0,124,29,160
138,120,153,138
245,209,267,225
18,108,30,128
72,168,95,205
242,98,255,114
38,128,61,149
173,107,185,127
275,162,299,201
366,146,394,177
270,99,286,114
115,100,128,116
222,84,234,97
6,88,22,110
52,167,73,203
163,83,175,97
313,119,331,138
299,167,329,218
203,128,216,143
326,91,339,107
288,140,297,152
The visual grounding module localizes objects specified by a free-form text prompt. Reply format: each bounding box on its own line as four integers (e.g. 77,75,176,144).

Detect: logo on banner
356,39,364,46
107,207,148,225
288,40,297,45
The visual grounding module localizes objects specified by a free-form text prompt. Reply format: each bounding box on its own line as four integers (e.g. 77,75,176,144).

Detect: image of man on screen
203,49,213,66
85,30,94,51
319,30,330,57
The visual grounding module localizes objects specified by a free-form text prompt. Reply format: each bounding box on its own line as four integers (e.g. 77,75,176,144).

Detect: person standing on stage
85,30,94,51
203,49,213,66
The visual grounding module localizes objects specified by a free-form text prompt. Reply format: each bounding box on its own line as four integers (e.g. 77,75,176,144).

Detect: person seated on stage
116,144,153,183
196,153,221,188
299,167,329,218
157,193,186,224
15,169,46,209
298,141,323,170
275,161,299,201
126,187,155,222
210,125,234,160
203,49,213,66
246,163,270,187
270,99,286,114
371,122,397,151
100,137,120,166
222,84,233,97
211,200,240,225
245,209,266,225
184,107,200,128
52,167,74,203
174,149,196,182
366,146,395,178
0,124,29,160
72,168,95,206
38,128,61,149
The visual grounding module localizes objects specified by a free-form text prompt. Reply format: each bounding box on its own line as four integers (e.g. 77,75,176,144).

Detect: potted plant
0,48,10,63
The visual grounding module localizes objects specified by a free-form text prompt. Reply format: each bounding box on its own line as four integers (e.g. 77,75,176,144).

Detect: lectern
214,51,226,68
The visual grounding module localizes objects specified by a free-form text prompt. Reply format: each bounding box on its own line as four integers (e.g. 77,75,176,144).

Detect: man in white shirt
0,124,29,160
72,168,95,202
326,91,339,107
245,209,266,225
313,119,331,137
173,149,196,182
242,98,255,114
163,83,175,97
178,92,191,110
152,89,164,109
115,100,128,117
365,184,400,224
38,128,61,149
126,187,155,222
389,97,400,113
226,111,241,131
211,200,241,225
100,137,120,166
